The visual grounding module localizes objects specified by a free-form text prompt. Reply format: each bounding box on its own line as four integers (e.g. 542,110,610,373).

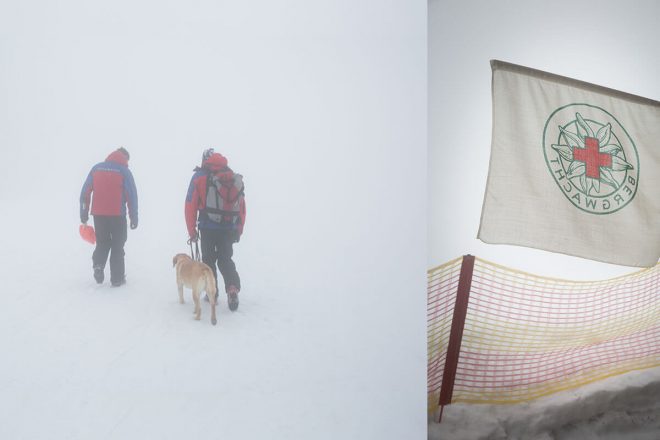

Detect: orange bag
79,224,96,245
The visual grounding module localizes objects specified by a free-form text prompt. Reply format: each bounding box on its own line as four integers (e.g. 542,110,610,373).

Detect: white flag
478,60,660,267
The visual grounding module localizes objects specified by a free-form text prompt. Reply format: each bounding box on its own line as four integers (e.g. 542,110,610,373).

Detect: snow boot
111,276,126,287
93,266,104,284
227,285,239,311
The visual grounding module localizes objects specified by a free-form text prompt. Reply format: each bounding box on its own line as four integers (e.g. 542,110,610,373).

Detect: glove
130,220,138,230
81,214,88,224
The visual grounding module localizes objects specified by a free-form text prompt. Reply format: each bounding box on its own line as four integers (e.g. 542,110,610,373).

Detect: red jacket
185,153,246,238
80,150,138,224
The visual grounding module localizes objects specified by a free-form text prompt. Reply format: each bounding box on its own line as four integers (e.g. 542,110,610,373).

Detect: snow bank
429,367,660,440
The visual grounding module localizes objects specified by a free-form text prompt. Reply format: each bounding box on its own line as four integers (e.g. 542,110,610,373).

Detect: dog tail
204,266,217,301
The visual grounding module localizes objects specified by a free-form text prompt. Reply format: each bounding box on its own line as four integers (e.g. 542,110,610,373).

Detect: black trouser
200,228,240,293
92,215,127,283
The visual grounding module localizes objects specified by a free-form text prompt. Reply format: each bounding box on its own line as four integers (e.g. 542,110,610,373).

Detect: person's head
106,147,130,166
202,152,228,171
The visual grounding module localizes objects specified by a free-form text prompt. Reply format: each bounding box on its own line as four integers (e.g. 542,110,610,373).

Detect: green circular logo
542,104,639,215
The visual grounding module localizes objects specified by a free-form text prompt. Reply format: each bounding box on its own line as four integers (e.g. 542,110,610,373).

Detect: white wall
429,0,660,279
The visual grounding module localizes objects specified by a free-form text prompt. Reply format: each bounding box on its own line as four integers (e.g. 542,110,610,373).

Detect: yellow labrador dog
172,253,217,325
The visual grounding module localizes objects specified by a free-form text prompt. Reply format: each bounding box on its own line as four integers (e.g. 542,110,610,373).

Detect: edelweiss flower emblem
543,104,639,214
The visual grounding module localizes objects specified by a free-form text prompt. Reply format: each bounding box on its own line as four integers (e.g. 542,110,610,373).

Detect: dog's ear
172,255,178,268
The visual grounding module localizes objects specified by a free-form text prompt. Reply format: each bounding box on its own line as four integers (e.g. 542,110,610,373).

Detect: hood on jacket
106,148,130,166
202,152,228,172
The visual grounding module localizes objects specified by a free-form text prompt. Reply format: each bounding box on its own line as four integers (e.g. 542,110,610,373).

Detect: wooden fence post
437,254,475,422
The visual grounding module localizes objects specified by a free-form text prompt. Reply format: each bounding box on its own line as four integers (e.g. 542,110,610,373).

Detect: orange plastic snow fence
79,224,96,245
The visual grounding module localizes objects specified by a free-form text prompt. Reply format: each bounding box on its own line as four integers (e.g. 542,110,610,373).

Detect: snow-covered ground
0,186,426,439
429,367,660,440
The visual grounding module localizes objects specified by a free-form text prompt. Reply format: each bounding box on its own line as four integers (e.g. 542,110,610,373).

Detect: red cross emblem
572,137,612,179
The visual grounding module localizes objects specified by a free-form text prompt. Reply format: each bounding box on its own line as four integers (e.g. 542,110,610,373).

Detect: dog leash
187,238,201,261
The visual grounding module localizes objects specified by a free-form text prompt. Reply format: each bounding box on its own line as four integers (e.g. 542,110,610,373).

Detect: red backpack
204,171,245,227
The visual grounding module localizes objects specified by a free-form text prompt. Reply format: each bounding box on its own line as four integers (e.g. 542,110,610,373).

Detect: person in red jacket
80,147,138,287
185,149,245,311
